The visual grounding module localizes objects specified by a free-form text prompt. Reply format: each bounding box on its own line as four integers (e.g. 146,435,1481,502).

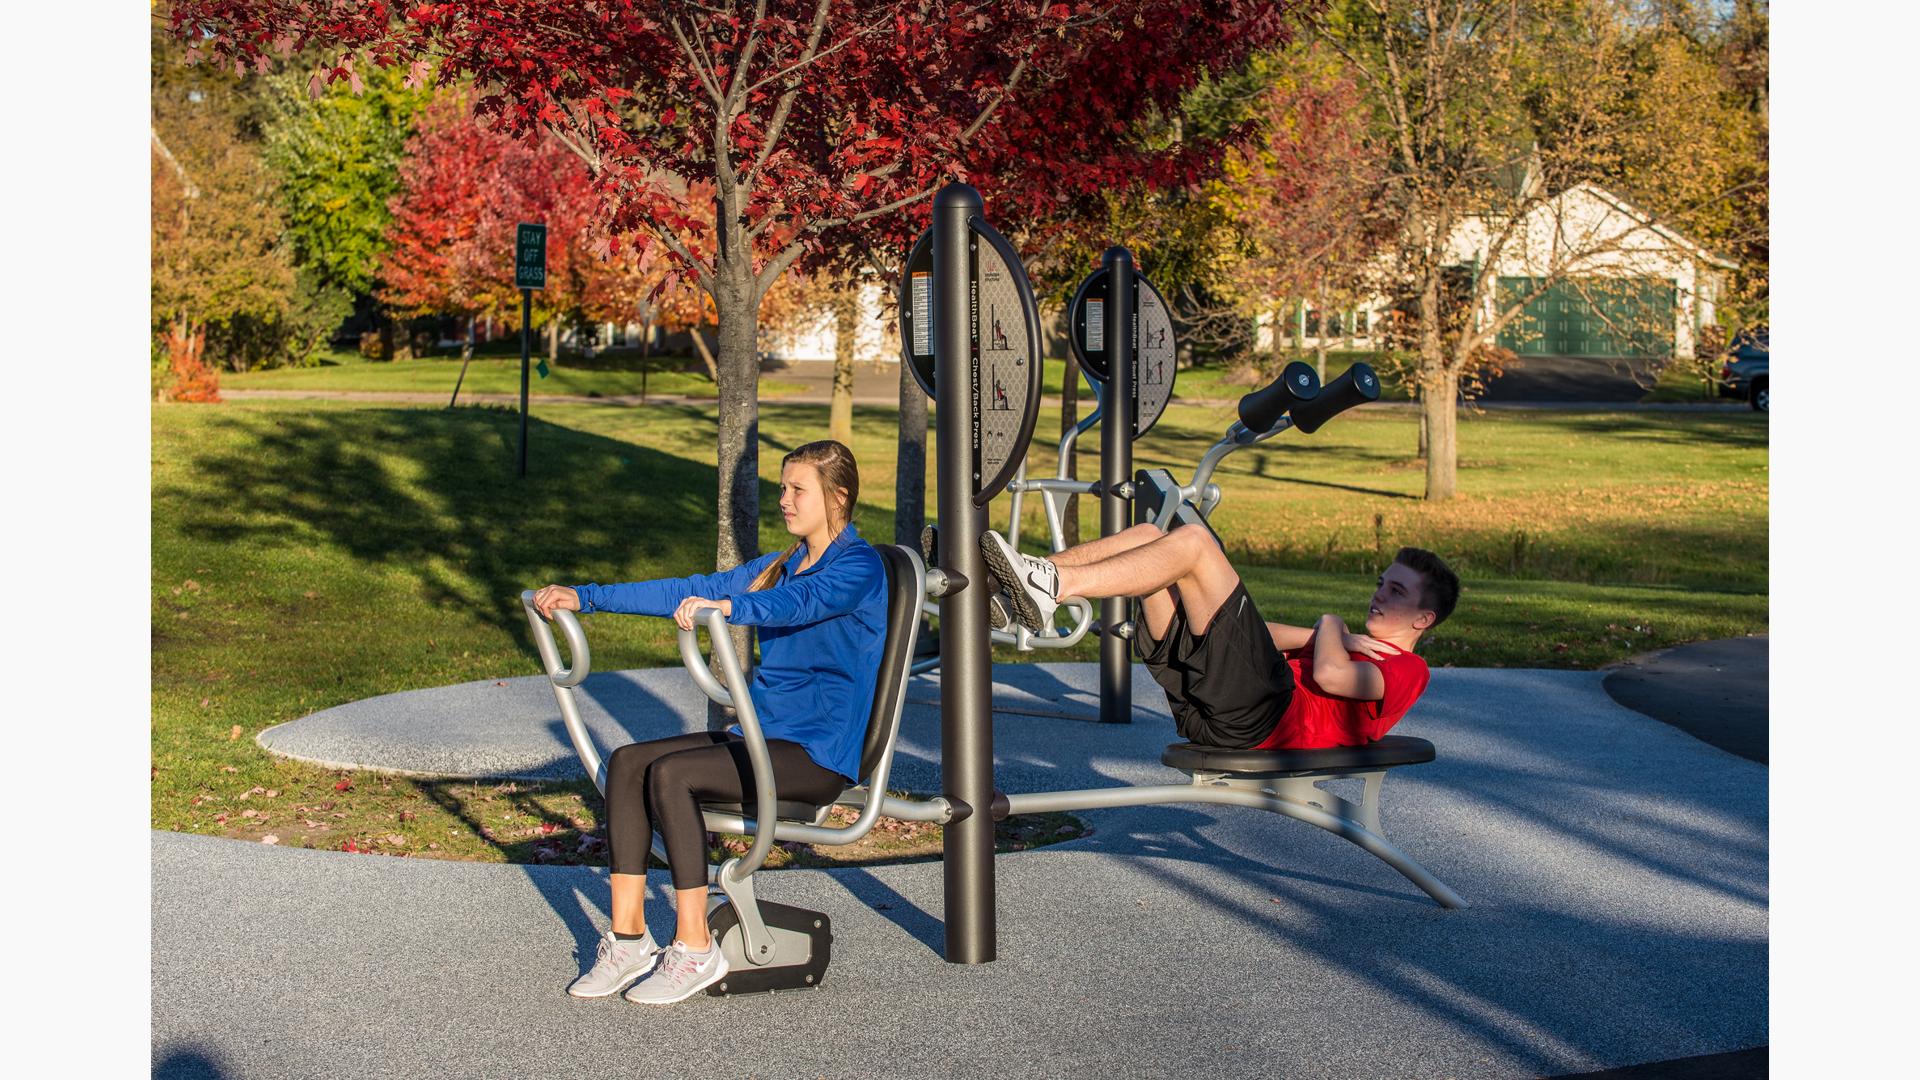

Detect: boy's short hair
1393,547,1460,627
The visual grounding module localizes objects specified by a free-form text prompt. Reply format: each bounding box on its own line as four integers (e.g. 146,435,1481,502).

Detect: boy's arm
1266,620,1316,652
1310,614,1386,700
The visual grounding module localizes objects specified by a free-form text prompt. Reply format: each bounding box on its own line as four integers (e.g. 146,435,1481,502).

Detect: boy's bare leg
1055,525,1241,635
1139,583,1179,641
1046,523,1177,636
1047,522,1163,567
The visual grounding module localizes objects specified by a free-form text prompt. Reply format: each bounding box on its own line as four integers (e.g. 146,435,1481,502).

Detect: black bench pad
1162,736,1436,775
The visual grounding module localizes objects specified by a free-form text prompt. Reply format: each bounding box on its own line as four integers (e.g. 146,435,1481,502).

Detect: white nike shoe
978,531,1060,634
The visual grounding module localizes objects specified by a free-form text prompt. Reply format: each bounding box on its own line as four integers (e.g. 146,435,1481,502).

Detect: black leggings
604,731,847,889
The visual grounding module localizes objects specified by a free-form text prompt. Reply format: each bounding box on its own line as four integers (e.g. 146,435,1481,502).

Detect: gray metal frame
1002,767,1466,909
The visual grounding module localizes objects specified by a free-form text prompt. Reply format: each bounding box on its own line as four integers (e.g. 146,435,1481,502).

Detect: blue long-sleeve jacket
572,525,887,782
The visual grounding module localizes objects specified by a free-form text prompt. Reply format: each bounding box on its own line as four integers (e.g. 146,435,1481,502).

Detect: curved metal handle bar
520,591,593,688
918,592,1095,655
1057,405,1102,479
519,590,608,795
676,622,734,708
1175,417,1295,528
684,606,781,885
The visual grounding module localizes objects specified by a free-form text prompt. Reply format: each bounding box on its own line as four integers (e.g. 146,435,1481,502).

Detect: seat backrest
856,544,923,783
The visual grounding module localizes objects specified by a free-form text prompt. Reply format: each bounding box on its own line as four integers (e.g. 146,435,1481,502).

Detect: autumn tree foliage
169,0,1303,615
379,94,711,369
1311,0,1764,499
151,30,297,401
1209,48,1393,378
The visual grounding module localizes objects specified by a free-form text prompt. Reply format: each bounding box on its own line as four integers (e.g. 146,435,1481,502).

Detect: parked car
1717,329,1768,412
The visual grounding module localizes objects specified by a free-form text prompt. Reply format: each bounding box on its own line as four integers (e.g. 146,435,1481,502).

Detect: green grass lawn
222,348,810,399
152,396,1767,862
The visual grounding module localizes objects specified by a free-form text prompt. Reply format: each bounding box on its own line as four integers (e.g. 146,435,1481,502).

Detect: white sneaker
567,930,660,998
624,939,729,1004
979,531,1059,633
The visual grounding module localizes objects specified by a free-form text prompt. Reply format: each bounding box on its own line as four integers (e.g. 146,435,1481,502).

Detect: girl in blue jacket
530,439,887,1004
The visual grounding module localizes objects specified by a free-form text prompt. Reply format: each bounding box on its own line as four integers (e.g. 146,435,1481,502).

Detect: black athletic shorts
1135,580,1294,749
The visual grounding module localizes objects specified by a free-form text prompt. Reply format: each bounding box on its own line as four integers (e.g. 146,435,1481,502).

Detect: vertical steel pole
934,183,996,964
1100,247,1135,724
518,288,532,479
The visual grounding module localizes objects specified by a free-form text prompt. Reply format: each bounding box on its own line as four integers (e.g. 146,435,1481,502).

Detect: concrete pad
158,663,1767,1077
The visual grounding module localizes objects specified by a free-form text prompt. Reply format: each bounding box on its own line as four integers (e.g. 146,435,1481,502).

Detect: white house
1256,182,1737,360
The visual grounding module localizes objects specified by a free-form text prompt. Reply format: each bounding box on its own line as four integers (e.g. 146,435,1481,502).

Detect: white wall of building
756,280,898,364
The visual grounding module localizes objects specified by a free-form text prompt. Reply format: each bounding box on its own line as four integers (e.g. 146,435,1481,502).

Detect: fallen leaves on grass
261,835,279,845
334,779,353,792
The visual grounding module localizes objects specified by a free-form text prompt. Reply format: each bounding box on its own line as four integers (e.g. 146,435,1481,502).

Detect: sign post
515,223,547,478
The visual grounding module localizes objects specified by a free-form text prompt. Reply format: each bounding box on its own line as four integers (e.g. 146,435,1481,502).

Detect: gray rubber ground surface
158,662,1767,1078
1604,637,1768,764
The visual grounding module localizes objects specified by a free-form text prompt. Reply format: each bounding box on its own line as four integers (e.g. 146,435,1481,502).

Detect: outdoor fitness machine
521,184,1457,989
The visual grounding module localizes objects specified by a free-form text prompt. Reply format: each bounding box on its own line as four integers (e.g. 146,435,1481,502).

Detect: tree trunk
547,317,559,365
894,354,928,549
709,267,762,729
1421,368,1458,501
1059,349,1081,549
1314,278,1329,384
449,315,476,408
1269,305,1287,372
830,284,857,446
1417,394,1429,458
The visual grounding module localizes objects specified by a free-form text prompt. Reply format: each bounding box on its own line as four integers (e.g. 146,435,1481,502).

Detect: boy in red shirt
981,523,1459,750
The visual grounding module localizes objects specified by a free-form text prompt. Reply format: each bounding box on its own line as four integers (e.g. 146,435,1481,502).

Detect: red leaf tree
168,0,1304,592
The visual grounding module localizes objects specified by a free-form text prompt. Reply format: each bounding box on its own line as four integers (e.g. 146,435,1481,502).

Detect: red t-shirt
1254,637,1430,750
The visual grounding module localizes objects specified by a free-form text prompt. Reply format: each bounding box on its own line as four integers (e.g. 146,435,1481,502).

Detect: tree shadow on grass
157,405,750,652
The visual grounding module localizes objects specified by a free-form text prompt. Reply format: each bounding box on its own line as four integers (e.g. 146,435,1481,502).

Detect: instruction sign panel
515,223,547,290
896,220,1043,501
1068,268,1178,438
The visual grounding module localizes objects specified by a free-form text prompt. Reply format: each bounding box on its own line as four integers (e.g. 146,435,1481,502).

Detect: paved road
156,662,1766,1078
1604,636,1768,764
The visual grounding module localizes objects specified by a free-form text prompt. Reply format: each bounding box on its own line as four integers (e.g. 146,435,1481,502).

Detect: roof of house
1562,182,1739,271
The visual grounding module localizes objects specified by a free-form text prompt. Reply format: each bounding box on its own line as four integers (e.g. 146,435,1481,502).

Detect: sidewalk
156,661,1766,1077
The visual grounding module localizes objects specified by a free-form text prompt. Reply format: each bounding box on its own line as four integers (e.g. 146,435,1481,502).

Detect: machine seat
1162,735,1436,776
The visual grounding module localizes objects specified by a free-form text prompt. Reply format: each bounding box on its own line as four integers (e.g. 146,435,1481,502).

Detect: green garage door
1497,277,1676,358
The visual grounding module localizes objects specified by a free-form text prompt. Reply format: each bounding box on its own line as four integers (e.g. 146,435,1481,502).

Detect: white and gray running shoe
979,531,1059,633
624,939,729,1005
987,590,1014,633
568,930,661,998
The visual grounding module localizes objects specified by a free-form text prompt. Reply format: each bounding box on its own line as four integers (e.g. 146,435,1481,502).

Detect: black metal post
934,183,996,964
1100,247,1135,724
518,288,532,478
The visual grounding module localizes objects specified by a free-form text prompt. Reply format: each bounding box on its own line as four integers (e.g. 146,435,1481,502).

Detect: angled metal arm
680,607,780,885
521,591,607,792
677,623,734,708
